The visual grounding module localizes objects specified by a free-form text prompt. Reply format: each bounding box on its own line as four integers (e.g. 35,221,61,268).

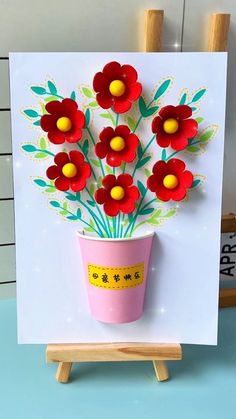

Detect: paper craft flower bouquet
21,60,217,323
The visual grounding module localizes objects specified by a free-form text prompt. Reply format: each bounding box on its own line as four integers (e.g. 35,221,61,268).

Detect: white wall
0,0,234,297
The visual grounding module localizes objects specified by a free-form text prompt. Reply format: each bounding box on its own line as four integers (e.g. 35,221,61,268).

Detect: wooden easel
46,10,231,383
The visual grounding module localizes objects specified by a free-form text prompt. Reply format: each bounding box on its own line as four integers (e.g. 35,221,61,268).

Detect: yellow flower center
110,186,125,200
110,136,125,151
163,118,179,134
109,80,126,97
163,174,178,190
56,117,72,132
62,163,77,178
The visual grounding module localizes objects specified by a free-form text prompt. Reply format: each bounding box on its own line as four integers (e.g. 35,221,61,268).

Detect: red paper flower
46,150,91,192
93,61,142,113
95,125,139,167
95,174,140,216
40,98,85,144
147,158,193,201
152,105,198,151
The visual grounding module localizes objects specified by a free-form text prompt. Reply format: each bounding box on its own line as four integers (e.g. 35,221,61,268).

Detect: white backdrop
10,52,227,344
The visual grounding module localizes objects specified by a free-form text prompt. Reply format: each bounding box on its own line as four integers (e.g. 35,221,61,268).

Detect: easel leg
56,362,73,383
152,360,169,381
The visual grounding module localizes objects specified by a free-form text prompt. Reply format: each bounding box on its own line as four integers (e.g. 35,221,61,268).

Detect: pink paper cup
77,232,154,324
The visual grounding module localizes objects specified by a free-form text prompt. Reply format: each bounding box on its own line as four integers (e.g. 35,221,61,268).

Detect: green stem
86,127,105,177
85,187,111,237
107,111,116,126
131,135,155,178
115,113,119,127
45,91,64,100
141,198,158,211
76,142,96,181
166,140,201,162
58,205,102,236
124,189,148,237
36,148,55,157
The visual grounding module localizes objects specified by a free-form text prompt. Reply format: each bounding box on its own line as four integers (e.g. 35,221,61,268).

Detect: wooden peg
208,13,230,52
56,362,72,383
153,360,169,381
145,10,164,52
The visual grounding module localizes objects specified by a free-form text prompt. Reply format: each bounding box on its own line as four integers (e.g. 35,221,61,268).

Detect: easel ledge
46,342,182,383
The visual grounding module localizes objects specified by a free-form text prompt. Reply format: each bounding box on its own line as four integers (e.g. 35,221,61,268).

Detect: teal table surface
0,299,235,419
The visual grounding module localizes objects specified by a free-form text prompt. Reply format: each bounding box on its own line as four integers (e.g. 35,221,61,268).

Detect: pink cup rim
77,230,155,243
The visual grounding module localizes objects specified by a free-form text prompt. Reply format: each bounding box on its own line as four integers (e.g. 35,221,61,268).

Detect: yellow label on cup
88,263,144,290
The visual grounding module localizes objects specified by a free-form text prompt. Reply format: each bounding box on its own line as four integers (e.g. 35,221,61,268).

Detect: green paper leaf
191,179,201,188
45,188,56,193
76,192,81,200
163,209,176,218
192,89,206,103
198,129,215,143
147,219,161,226
139,207,154,215
137,144,143,159
191,106,197,112
91,159,100,167
77,208,82,219
35,152,48,158
70,91,76,101
144,106,159,117
67,215,78,221
128,213,134,223
88,101,98,108
47,81,57,95
97,176,102,187
161,149,167,161
138,96,147,117
136,155,151,169
60,210,68,216
137,180,146,197
145,168,151,177
33,120,41,126
22,144,37,152
31,86,47,95
23,109,39,118
195,117,204,124
100,113,113,121
84,227,94,232
62,202,68,210
82,87,93,98
50,200,60,208
127,116,136,131
186,146,200,153
40,137,46,150
85,108,90,127
65,193,77,201
33,179,47,187
105,165,113,174
44,96,58,103
179,93,187,105
89,184,95,195
154,79,171,100
82,139,89,156
87,200,96,207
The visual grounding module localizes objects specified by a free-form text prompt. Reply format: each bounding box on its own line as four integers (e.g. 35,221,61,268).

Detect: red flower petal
147,175,159,192
95,142,110,159
55,176,70,191
65,128,83,143
159,105,176,119
126,185,140,200
40,114,56,132
106,152,121,167
93,72,108,92
156,133,171,148
175,105,192,120
62,98,78,113
103,61,121,81
69,150,84,166
81,162,91,179
152,116,163,133
48,130,66,145
102,174,116,189
156,186,172,201
54,152,70,167
170,186,187,201
181,119,198,138
46,165,60,180
167,158,186,174
121,64,138,83
95,188,107,204
127,83,142,101
71,178,86,192
170,134,189,151
96,92,113,109
45,100,62,115
113,99,132,113
114,125,130,138
100,126,114,142
119,198,136,214
152,160,169,175
117,173,133,188
104,200,120,216
178,170,193,188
